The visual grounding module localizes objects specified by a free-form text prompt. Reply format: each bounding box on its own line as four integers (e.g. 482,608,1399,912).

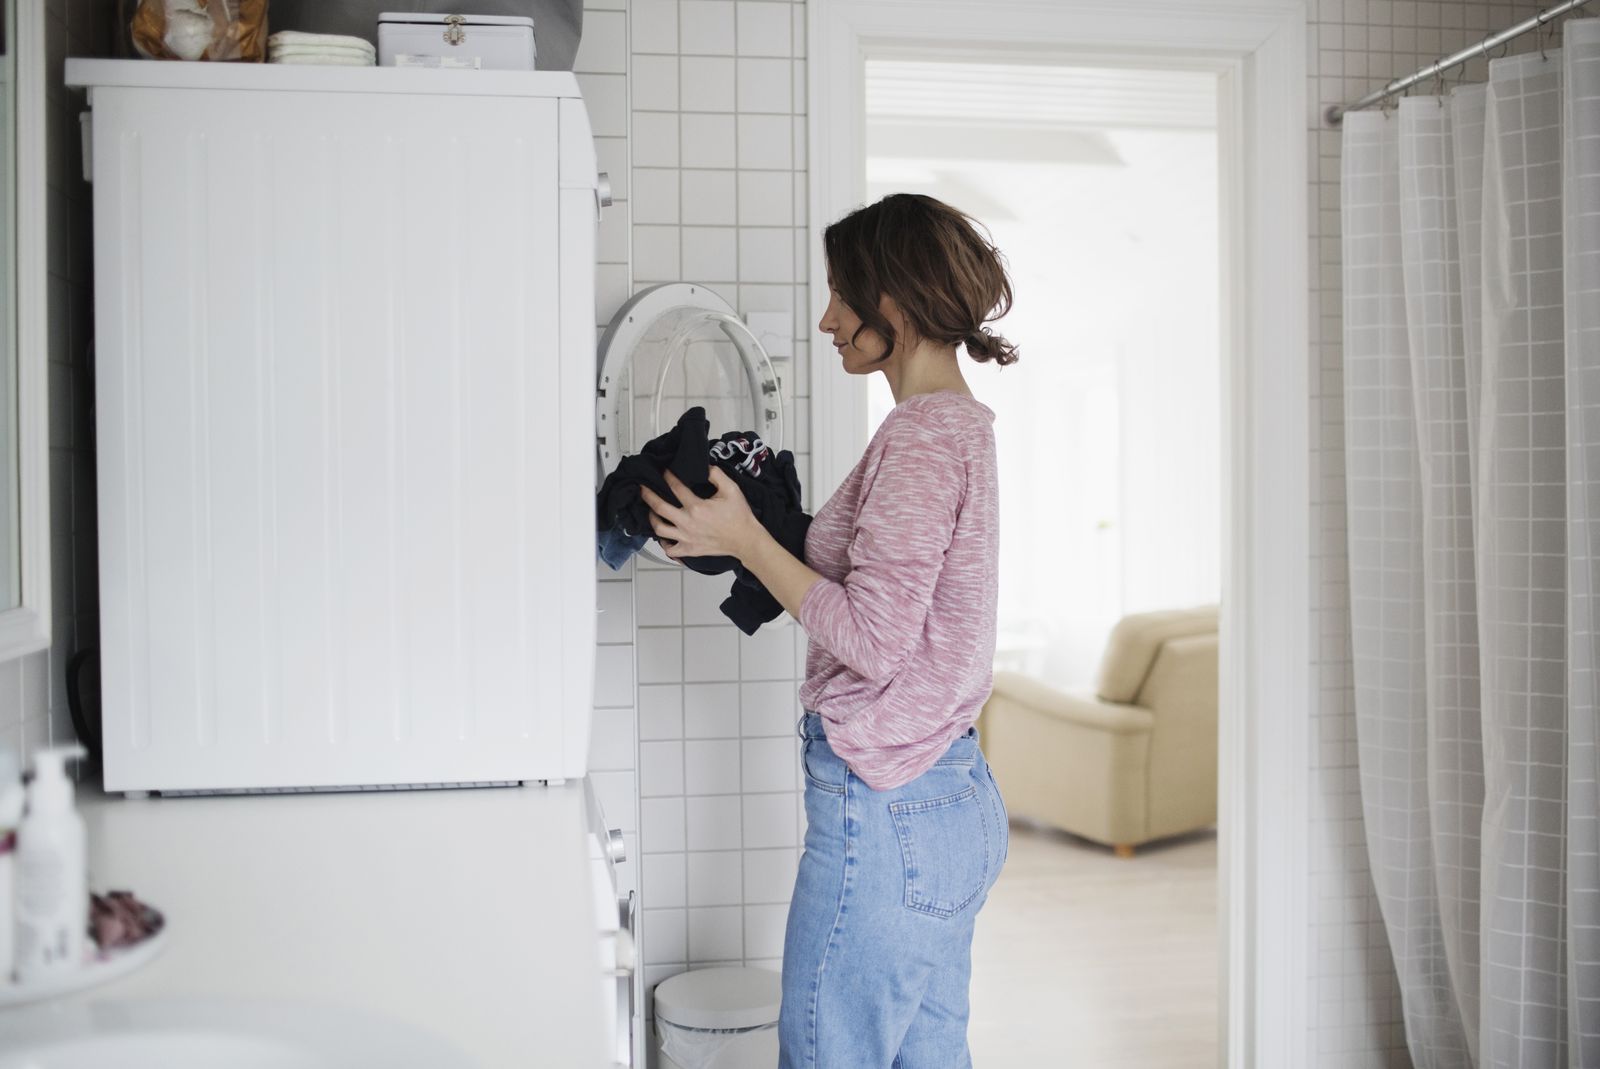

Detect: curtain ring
1433,68,1446,107
1539,21,1549,61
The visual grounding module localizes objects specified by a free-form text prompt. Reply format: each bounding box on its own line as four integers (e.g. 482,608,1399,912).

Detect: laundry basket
654,966,781,1069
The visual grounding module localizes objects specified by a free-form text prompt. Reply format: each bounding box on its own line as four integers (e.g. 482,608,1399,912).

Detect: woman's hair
823,193,1018,366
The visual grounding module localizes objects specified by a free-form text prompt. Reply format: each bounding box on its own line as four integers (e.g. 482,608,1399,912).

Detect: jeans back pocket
888,786,989,919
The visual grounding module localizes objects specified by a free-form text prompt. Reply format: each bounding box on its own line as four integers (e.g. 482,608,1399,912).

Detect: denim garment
780,712,1009,1069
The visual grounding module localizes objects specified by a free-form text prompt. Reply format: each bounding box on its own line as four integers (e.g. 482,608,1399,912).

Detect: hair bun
966,327,1019,366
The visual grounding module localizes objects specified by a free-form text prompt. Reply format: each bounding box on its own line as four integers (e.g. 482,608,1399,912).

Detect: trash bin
654,966,781,1069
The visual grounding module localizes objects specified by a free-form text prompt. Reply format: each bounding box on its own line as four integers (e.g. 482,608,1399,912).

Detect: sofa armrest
988,671,1155,736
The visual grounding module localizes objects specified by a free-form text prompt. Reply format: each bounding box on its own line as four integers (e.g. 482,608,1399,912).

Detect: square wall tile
639,683,685,741
682,227,739,282
683,170,738,226
644,852,687,909
641,797,687,853
634,225,682,283
576,72,628,137
682,113,737,169
633,112,681,168
688,906,743,961
680,0,735,55
574,9,627,73
631,0,678,54
686,795,743,850
743,736,797,792
737,114,792,169
597,580,634,643
687,850,742,907
738,171,793,227
744,792,798,849
593,644,636,707
685,682,741,738
685,624,741,681
738,227,795,284
741,681,799,737
644,907,687,964
640,741,686,797
633,167,682,225
686,739,742,794
737,3,791,57
682,56,736,111
740,624,795,680
633,55,680,111
636,570,684,627
590,707,637,770
744,848,799,904
638,628,683,684
683,570,731,625
736,57,791,113
745,904,789,960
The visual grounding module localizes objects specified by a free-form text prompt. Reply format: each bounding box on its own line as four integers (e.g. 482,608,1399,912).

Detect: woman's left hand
640,468,764,563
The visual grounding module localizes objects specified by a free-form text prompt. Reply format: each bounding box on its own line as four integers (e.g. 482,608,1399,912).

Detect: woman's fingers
707,466,737,494
639,483,683,521
662,468,697,503
648,510,683,542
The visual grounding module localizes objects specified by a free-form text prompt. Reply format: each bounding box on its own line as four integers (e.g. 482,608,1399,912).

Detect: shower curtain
1339,18,1600,1068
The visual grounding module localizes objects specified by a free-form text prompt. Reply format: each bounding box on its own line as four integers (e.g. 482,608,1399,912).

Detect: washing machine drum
596,283,784,481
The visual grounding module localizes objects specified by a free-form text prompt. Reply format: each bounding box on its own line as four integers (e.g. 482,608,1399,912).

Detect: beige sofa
977,606,1219,857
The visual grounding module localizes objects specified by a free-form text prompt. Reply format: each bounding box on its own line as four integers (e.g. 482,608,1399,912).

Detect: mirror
0,0,51,660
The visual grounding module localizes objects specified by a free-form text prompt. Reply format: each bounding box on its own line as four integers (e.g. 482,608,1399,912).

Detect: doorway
865,54,1222,1067
805,2,1310,1065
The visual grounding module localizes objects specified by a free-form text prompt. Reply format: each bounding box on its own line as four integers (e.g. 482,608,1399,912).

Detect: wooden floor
969,823,1220,1067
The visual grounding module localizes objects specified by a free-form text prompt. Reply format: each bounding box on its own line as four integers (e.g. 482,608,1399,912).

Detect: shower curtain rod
1324,0,1593,125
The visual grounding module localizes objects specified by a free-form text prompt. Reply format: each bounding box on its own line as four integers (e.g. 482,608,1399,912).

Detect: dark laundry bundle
596,407,811,636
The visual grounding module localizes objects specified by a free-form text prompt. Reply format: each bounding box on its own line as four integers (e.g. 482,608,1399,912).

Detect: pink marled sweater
797,391,999,790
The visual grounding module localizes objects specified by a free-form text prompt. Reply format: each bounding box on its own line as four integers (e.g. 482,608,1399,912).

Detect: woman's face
819,282,891,375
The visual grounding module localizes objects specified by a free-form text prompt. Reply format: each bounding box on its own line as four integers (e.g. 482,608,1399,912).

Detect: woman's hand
640,468,766,563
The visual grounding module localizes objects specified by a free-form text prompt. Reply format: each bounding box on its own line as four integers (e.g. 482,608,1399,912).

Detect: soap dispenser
0,747,22,983
15,745,88,980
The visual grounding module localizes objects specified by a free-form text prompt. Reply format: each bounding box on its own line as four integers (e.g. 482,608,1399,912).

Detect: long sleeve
798,414,966,681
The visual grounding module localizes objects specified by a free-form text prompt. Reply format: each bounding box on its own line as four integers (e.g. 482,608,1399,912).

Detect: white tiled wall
607,0,814,1033
0,0,113,762
1305,1,1550,1064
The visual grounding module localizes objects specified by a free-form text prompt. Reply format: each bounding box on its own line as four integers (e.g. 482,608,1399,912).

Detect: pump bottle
14,746,88,980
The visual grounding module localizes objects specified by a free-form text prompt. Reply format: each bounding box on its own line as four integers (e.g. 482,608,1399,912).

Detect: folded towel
268,53,376,66
267,30,375,53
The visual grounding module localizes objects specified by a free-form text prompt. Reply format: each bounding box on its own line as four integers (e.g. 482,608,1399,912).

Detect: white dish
0,997,482,1068
0,921,168,1009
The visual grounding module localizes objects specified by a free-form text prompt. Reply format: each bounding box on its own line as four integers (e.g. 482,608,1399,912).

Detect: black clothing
595,407,811,635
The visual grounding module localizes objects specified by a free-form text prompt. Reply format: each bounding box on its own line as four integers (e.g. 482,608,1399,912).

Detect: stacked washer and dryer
68,54,789,1069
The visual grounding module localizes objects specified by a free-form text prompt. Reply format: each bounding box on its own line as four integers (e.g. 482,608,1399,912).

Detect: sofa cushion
1094,605,1219,704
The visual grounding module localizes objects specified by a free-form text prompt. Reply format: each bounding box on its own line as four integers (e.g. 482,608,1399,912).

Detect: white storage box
378,12,536,70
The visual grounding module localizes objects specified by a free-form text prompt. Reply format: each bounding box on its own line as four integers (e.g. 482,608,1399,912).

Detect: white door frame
806,2,1310,1066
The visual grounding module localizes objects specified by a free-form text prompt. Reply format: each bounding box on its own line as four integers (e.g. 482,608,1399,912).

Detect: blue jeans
780,712,1009,1069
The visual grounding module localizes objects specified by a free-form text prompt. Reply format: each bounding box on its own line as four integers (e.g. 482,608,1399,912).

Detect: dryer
67,60,604,794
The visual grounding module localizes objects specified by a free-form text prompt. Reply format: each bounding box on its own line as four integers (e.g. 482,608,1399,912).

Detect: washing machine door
596,282,784,481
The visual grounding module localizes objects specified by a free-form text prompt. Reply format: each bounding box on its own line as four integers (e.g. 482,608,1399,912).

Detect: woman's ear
877,294,913,351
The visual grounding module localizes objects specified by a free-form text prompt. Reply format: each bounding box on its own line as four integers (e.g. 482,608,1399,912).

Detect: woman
640,192,1015,1068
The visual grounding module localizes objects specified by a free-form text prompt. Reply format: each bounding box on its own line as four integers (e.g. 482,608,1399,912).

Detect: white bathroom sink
0,997,482,1069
